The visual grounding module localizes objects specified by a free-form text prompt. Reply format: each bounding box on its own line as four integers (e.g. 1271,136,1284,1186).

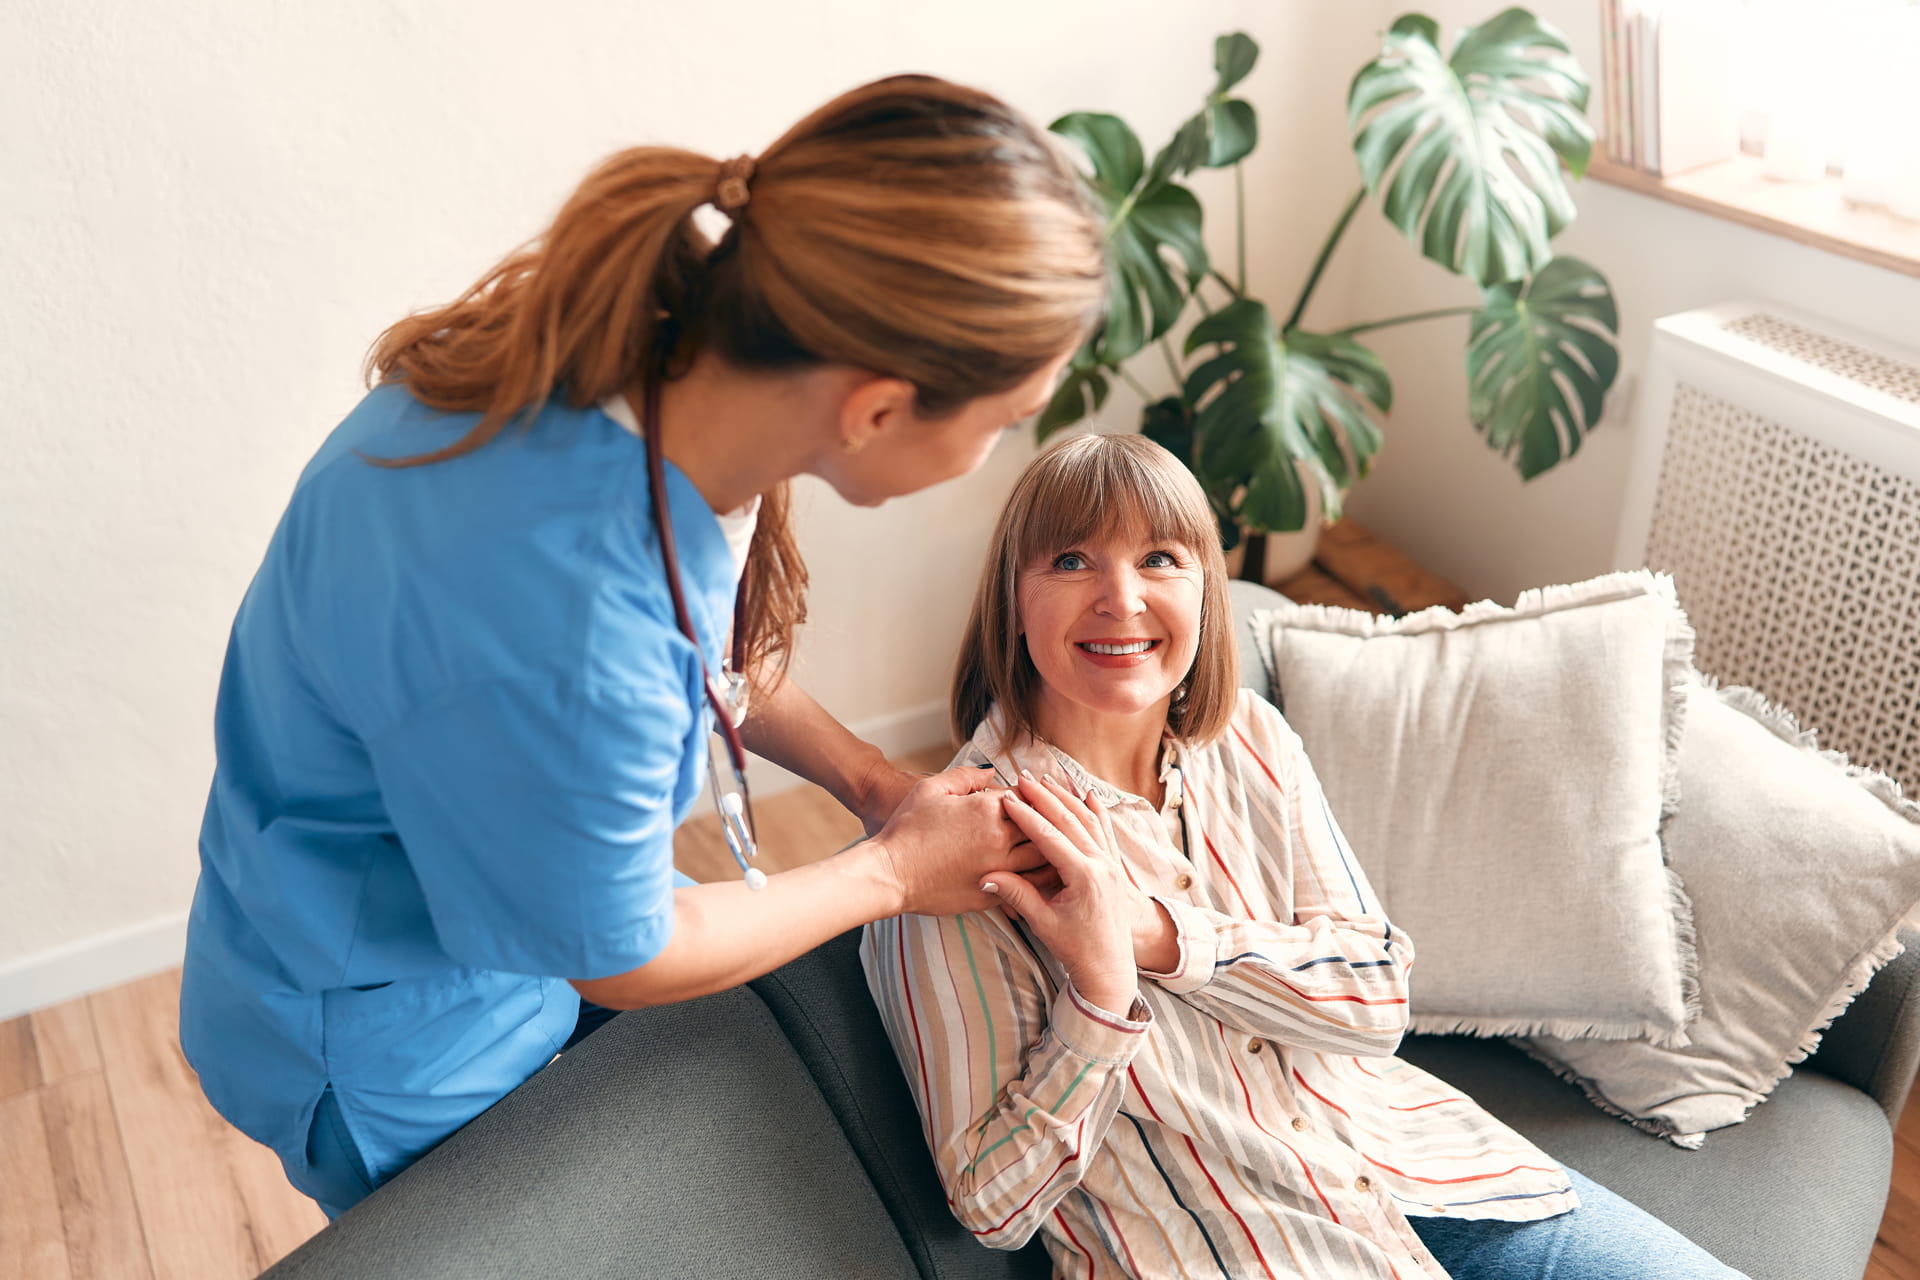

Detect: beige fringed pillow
1516,678,1920,1147
1251,571,1699,1045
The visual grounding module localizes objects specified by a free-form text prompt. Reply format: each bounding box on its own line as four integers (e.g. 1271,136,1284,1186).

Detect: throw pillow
1516,677,1920,1147
1251,571,1699,1045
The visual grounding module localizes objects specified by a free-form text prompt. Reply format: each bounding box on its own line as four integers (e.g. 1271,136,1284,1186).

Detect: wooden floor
4,747,1918,1278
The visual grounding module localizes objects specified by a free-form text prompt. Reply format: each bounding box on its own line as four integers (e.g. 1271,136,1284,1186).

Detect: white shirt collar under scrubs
600,393,760,578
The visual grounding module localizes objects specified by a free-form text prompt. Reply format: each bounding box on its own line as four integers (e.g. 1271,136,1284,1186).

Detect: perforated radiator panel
1644,337,1920,796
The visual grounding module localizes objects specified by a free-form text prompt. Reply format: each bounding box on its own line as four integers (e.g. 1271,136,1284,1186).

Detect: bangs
954,429,1240,751
1010,434,1216,567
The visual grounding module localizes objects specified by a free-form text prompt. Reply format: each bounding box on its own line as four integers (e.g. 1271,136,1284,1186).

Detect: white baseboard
0,702,953,1021
743,698,953,797
0,911,189,1022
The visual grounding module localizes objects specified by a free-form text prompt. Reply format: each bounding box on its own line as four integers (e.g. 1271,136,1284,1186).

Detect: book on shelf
1600,0,1741,178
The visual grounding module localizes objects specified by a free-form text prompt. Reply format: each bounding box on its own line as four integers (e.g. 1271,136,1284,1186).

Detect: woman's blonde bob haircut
952,433,1237,751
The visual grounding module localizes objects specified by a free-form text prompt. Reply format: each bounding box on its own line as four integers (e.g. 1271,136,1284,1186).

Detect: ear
838,375,919,455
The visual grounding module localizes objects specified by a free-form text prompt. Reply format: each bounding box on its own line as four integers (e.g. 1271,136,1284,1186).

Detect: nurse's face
814,350,1074,507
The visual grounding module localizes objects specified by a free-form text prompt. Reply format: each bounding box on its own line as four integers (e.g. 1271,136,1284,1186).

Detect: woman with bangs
862,433,1749,1278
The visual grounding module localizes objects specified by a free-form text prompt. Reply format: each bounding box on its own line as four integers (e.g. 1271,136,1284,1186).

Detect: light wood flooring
4,748,1918,1278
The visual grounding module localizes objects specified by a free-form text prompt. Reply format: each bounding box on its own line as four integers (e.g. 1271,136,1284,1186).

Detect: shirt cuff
1138,895,1220,995
1048,984,1152,1064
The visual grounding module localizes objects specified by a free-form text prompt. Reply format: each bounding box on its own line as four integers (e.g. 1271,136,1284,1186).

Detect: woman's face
1016,524,1205,727
817,351,1073,506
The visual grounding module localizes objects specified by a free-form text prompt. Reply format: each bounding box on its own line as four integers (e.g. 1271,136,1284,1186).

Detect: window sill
1587,156,1920,280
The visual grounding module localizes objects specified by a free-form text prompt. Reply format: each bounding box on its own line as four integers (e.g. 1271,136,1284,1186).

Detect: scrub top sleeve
365,664,696,980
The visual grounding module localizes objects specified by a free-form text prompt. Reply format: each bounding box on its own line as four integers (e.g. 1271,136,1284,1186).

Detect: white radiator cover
1615,301,1920,796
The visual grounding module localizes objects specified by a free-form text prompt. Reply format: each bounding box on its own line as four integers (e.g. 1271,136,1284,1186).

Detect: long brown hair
953,434,1238,751
365,76,1105,688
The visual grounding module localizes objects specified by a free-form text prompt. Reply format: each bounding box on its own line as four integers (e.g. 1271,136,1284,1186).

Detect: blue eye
1143,550,1179,568
1053,552,1088,571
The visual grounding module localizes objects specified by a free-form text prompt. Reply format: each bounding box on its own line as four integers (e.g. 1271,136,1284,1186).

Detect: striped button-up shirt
862,689,1575,1279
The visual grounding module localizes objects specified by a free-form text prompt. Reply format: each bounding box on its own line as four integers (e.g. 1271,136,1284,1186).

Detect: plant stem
1333,306,1480,338
1117,365,1155,401
1208,270,1243,300
1159,340,1184,388
1234,163,1247,293
1285,185,1366,332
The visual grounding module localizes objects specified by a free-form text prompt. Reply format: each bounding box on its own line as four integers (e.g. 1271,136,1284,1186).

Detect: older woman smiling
861,433,1749,1280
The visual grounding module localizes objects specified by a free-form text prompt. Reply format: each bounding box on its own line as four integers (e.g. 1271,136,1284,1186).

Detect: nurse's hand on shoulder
869,766,1039,917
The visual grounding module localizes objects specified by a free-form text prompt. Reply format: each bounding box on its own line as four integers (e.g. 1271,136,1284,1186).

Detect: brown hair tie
714,154,756,215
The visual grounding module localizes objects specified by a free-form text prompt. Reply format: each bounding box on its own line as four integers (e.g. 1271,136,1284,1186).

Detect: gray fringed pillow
1251,571,1700,1045
1516,677,1920,1147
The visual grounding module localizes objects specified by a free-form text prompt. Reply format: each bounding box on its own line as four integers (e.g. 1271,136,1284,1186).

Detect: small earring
842,435,867,455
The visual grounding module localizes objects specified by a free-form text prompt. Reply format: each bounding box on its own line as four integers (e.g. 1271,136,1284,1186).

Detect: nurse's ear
836,374,919,455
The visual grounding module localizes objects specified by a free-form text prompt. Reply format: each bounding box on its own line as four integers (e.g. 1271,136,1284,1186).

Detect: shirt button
1354,1176,1373,1192
1291,1117,1308,1131
1431,1204,1448,1214
1246,1038,1264,1054
1174,873,1193,891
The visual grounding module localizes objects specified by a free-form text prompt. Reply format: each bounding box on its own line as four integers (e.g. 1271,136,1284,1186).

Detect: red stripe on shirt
1218,1024,1285,1140
1230,723,1284,792
1363,1154,1562,1185
1388,1096,1468,1112
1199,827,1258,918
1291,1067,1353,1120
1180,1132,1281,1280
897,925,936,1152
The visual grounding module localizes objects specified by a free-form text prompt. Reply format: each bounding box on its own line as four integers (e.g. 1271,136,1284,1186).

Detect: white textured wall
0,0,1379,998
1340,0,1920,605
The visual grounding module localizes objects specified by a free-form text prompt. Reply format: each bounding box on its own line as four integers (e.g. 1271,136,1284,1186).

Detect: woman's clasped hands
984,770,1178,1017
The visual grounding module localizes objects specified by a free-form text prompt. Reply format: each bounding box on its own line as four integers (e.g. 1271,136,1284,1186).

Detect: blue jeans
1410,1167,1750,1278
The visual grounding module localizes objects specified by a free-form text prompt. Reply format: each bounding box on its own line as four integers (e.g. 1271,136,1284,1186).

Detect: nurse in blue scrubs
180,75,1106,1218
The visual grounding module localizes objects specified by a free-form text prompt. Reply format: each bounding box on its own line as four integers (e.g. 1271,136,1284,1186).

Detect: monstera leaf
1181,299,1391,533
1349,8,1592,286
1050,112,1206,364
1035,349,1112,441
1467,255,1619,479
1046,33,1260,390
1146,32,1261,186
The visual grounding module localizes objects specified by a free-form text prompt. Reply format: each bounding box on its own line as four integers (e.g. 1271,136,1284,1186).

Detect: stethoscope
639,376,765,889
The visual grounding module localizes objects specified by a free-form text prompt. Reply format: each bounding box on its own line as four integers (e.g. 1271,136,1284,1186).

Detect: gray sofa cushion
265,984,921,1280
750,931,1052,1280
1813,927,1920,1125
1399,1034,1891,1280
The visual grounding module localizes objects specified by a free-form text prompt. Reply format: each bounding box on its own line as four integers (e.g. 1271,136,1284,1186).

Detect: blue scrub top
180,383,738,1192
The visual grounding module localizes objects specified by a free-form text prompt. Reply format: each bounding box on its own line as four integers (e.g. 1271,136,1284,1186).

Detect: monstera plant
1040,9,1621,548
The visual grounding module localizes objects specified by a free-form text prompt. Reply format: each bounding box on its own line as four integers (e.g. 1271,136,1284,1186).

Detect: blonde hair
952,433,1237,751
363,75,1105,691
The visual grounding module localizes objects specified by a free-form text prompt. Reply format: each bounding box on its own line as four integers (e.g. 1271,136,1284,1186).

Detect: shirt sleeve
1139,695,1413,1056
861,910,1150,1251
364,659,696,980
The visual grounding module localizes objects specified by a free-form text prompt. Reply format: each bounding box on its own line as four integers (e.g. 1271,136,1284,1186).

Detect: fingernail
1019,767,1035,781
981,881,1000,895
975,761,994,769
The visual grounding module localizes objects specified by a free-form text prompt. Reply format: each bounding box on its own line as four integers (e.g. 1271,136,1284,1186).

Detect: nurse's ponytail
366,75,1105,686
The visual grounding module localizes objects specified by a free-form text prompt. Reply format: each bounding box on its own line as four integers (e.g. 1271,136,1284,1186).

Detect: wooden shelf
1587,156,1920,280
1272,519,1470,616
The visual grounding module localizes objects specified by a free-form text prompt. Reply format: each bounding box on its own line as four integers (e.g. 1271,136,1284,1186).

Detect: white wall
0,0,1382,1010
1340,0,1920,606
